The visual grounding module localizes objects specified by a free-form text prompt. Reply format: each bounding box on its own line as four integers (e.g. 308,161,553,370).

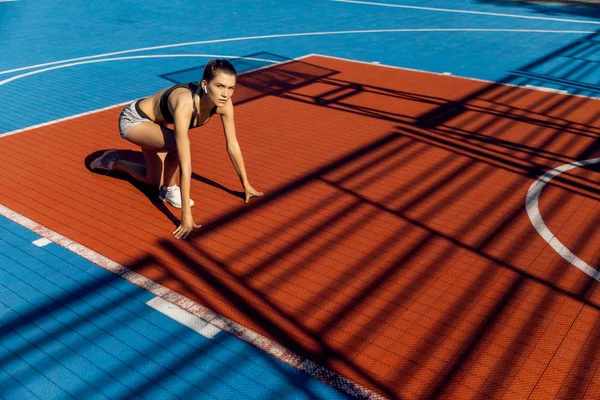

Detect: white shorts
118,100,153,138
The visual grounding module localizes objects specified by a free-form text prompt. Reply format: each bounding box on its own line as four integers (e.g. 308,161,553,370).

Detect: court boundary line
0,54,385,400
307,52,600,100
0,204,383,400
3,51,598,138
1,101,131,138
332,0,600,25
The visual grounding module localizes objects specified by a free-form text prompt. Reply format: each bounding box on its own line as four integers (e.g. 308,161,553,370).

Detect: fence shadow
476,0,600,19
13,37,600,399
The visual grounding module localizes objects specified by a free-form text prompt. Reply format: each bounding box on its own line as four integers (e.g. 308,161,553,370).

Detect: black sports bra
159,82,217,128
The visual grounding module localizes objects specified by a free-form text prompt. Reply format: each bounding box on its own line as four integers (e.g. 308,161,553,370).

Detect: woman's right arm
170,93,200,239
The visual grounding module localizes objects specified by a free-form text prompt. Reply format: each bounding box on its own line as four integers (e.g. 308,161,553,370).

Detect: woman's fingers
173,224,184,239
245,190,265,203
172,223,202,239
176,228,187,239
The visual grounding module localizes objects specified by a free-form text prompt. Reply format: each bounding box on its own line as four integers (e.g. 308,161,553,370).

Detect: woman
91,59,264,240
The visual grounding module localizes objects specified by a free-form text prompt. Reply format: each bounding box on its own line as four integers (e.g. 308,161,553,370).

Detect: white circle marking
526,158,600,279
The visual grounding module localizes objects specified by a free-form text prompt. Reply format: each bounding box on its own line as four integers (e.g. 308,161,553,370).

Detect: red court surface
2,55,599,399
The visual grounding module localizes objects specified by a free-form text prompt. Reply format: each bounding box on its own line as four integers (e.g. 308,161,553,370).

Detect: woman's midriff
137,91,165,123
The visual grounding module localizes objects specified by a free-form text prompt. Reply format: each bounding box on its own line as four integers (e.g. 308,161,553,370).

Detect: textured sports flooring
2,0,600,398
1,53,599,398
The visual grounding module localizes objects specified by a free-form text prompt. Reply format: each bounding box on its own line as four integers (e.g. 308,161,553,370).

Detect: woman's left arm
220,100,264,203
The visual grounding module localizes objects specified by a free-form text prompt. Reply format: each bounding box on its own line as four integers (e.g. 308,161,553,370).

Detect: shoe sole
158,195,195,208
90,149,117,171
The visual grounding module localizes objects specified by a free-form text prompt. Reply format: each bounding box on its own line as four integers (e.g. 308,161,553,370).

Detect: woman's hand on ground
244,184,264,203
173,214,201,239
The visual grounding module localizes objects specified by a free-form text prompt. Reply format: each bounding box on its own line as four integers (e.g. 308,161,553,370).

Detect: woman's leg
112,122,178,187
111,150,162,186
162,152,180,187
122,122,178,151
111,157,151,184
94,121,193,206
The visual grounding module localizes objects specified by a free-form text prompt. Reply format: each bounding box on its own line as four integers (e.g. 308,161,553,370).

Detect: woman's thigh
125,122,178,153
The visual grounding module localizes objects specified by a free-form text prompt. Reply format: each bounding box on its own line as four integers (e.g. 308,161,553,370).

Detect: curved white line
526,158,600,280
0,54,280,88
0,28,593,76
333,0,600,25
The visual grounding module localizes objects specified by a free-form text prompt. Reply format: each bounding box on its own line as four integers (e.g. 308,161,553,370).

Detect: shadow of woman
190,172,245,201
85,149,244,227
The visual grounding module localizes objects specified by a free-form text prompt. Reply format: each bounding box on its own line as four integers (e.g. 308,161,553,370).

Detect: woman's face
204,72,236,106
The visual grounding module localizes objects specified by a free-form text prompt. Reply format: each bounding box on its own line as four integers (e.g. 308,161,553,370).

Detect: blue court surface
1,0,599,134
1,0,599,398
0,215,351,399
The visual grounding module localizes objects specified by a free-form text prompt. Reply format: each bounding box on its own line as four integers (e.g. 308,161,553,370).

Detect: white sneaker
90,149,119,172
159,185,195,208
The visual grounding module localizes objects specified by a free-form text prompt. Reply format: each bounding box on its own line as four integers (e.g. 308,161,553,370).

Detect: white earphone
203,85,208,93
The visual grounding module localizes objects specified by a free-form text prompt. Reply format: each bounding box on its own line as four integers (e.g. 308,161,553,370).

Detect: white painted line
524,84,569,94
32,237,52,247
442,72,452,76
526,158,600,280
332,0,600,25
0,54,280,89
0,28,594,76
146,297,221,339
308,53,600,100
3,51,598,138
1,101,132,138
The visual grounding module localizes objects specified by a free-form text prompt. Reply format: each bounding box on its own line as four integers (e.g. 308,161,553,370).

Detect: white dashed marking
32,238,52,247
146,297,222,339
